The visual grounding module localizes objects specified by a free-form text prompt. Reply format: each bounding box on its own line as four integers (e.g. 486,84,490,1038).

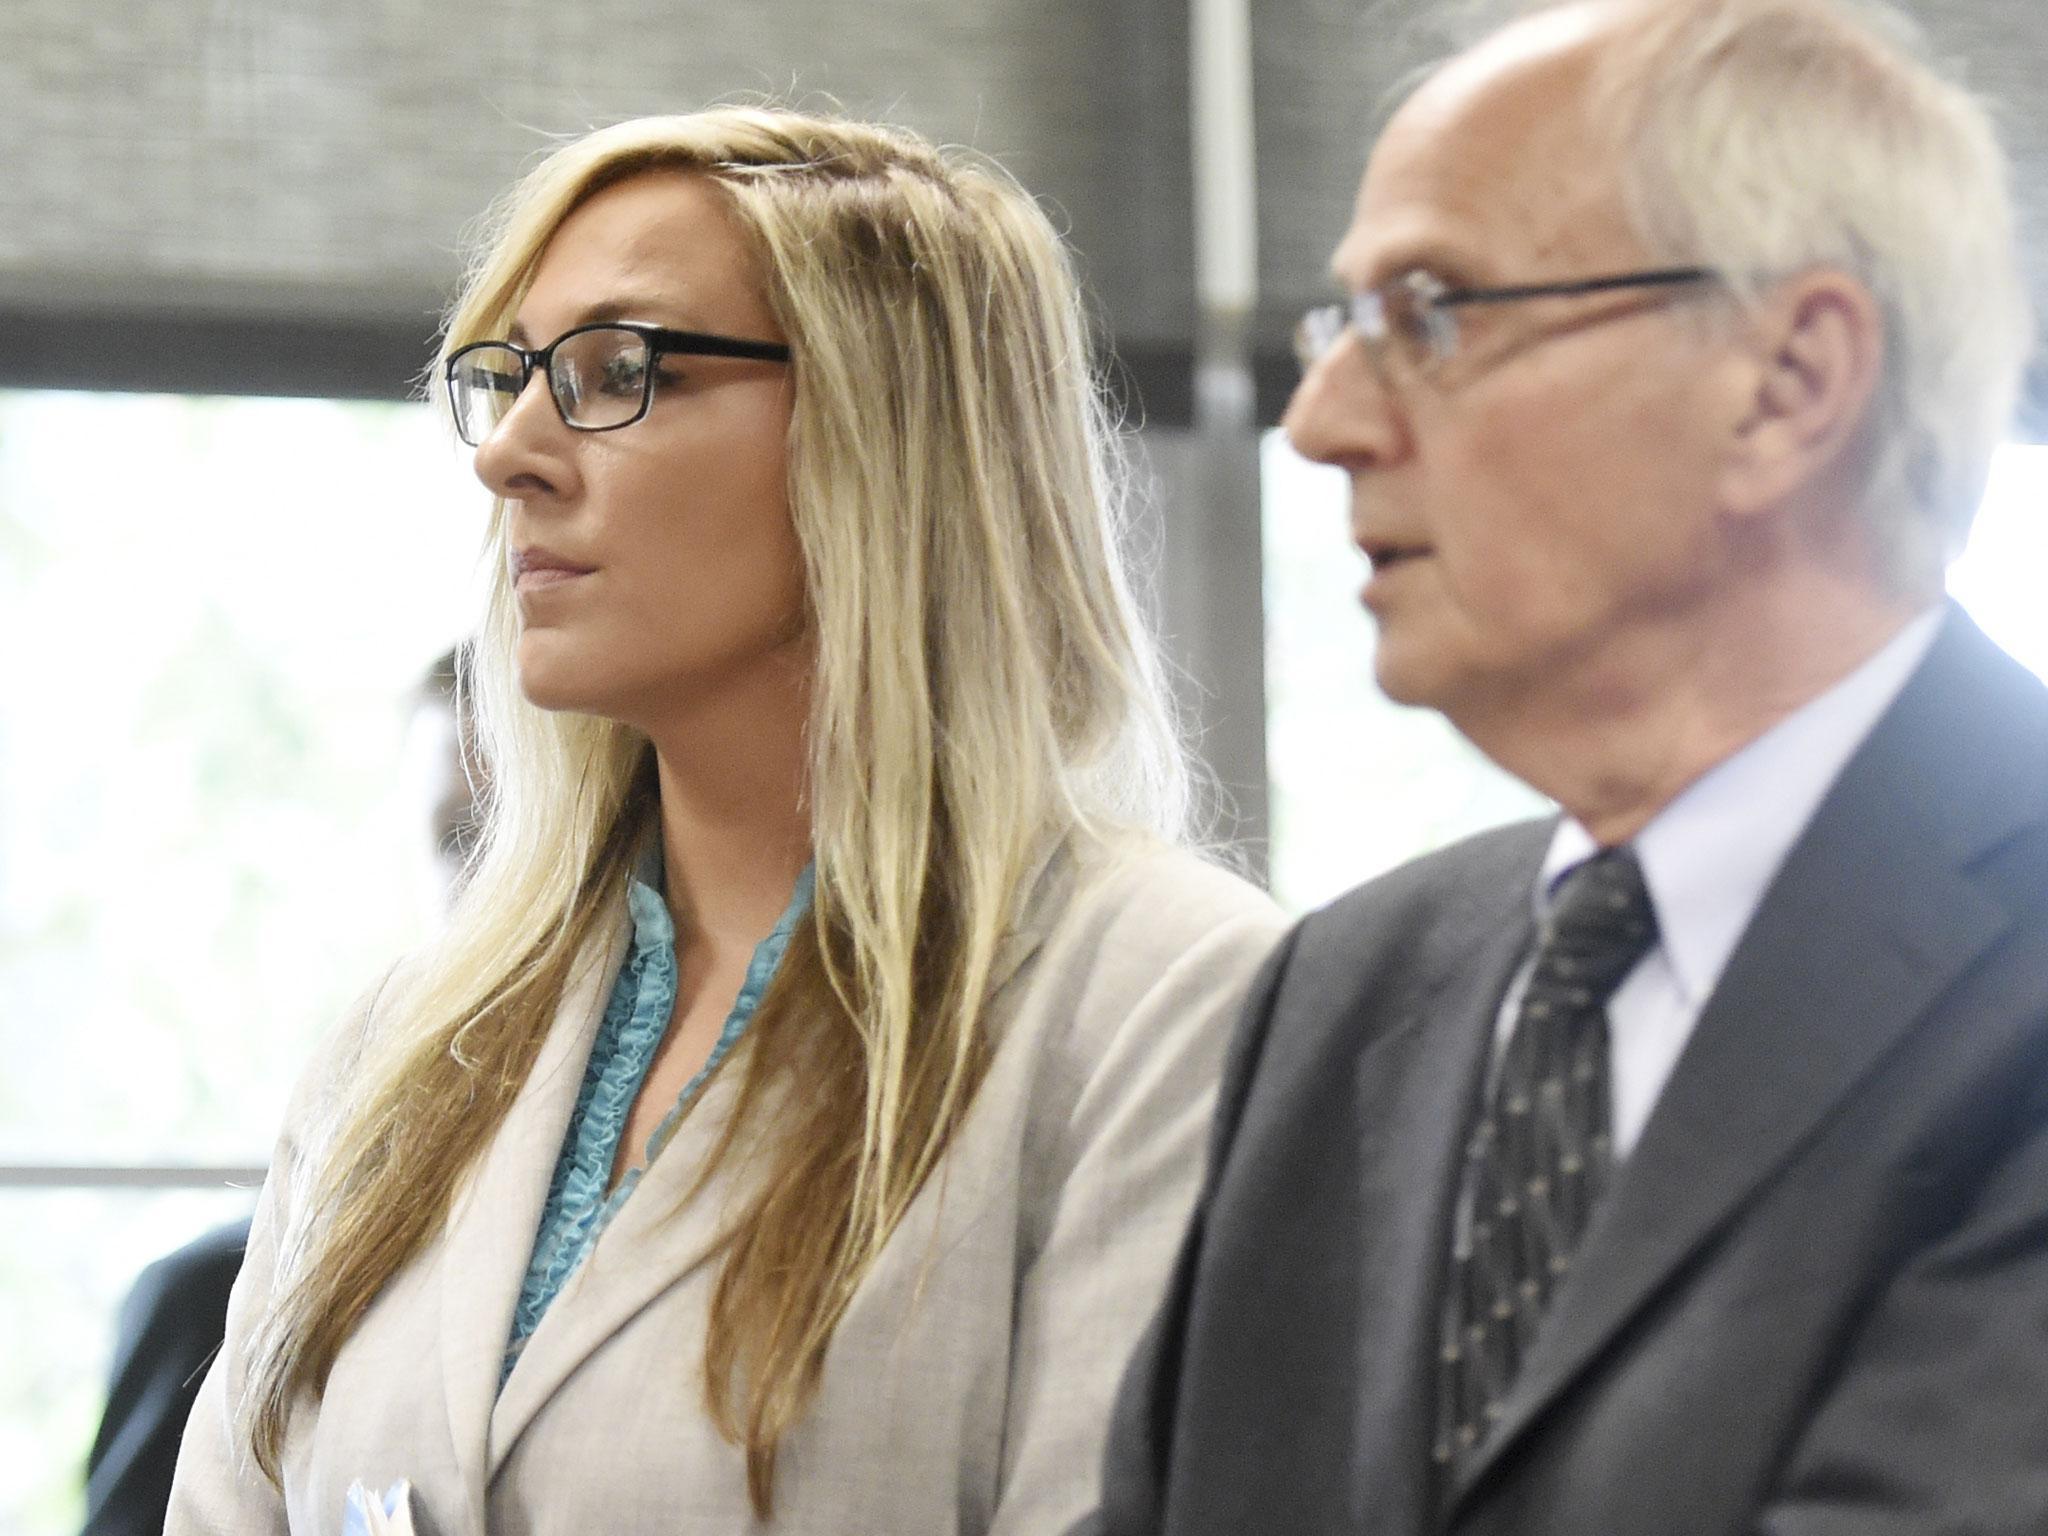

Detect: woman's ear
1717,269,1885,522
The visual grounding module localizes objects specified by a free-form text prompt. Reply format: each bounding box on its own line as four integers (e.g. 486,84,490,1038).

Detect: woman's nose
471,372,576,503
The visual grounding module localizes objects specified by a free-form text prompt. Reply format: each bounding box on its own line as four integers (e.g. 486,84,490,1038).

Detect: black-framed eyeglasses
1294,266,1717,377
444,320,793,446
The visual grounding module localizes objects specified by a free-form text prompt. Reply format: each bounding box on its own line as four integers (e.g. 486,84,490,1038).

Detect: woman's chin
512,641,602,716
514,659,649,727
517,681,589,715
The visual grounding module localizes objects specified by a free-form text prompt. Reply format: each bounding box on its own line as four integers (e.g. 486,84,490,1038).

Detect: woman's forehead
515,172,766,338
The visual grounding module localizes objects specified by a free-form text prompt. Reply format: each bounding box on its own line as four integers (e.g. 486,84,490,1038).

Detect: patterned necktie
1433,845,1658,1479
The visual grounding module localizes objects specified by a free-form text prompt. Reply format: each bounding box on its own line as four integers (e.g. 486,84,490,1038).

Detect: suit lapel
1362,924,1535,1532
438,914,629,1525
1451,609,2047,1505
1341,824,1550,1534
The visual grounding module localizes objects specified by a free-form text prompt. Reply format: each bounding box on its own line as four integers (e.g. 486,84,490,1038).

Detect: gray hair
1460,0,2036,587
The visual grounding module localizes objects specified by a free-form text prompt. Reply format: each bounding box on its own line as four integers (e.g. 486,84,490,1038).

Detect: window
1261,429,1546,914
1946,443,2048,679
0,389,487,1534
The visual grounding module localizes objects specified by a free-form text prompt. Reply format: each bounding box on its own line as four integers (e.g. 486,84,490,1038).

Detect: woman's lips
516,566,588,592
511,548,597,593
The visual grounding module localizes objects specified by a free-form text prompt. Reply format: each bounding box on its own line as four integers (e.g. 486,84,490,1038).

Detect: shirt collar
1539,606,1944,1006
625,836,676,954
623,837,816,964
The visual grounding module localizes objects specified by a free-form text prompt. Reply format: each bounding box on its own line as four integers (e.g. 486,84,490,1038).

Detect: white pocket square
341,1478,418,1536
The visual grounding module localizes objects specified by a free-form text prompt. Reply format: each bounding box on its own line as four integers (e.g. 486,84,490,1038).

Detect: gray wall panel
0,0,2041,424
0,0,1192,348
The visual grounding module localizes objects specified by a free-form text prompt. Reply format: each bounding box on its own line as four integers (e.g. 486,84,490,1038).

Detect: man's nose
1280,339,1407,472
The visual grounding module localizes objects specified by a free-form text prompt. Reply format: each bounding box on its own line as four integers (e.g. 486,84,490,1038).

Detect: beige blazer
167,837,1284,1536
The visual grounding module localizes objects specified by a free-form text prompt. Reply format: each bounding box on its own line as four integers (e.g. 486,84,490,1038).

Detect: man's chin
1370,641,1447,710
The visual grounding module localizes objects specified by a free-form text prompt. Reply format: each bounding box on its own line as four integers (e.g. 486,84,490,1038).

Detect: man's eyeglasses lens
1293,267,1715,378
447,326,660,446
1294,276,1453,375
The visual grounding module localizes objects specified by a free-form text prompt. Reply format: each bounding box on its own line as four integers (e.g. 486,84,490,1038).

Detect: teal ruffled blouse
502,863,815,1383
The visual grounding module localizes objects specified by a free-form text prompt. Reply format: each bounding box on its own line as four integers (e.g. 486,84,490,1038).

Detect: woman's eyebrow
507,295,703,346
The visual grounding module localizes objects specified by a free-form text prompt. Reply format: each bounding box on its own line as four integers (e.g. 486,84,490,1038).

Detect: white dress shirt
1509,608,1943,1159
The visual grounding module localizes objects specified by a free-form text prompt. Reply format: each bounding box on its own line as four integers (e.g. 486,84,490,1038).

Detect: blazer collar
1450,605,2048,1505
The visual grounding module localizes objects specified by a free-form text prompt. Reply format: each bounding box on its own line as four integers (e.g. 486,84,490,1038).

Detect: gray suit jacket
1091,607,2048,1535
166,837,1284,1536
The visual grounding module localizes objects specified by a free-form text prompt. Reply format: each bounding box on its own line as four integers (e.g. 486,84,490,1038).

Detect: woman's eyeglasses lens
449,345,526,446
551,327,654,428
447,326,659,446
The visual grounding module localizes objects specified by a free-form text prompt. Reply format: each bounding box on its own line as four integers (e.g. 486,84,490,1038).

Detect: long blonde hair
243,107,1192,1513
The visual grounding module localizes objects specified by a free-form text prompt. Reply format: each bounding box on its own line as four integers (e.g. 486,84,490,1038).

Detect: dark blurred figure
81,1219,248,1536
79,644,477,1536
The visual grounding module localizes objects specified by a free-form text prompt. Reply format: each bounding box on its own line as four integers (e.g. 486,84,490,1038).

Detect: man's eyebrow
1331,238,1487,292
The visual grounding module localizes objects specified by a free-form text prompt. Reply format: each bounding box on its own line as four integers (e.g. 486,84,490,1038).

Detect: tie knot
1537,845,1658,1003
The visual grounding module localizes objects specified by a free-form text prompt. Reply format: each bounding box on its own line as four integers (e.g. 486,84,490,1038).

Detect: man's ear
1718,269,1885,520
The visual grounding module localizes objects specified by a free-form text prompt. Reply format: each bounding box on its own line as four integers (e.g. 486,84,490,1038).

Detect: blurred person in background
167,108,1283,1535
82,1223,246,1536
81,646,481,1536
1085,0,2048,1532
396,644,488,911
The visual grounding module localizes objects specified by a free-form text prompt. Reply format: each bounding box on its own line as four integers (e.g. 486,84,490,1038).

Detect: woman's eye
596,353,650,397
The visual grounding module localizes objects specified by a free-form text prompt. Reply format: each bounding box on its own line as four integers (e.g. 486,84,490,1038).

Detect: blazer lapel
1343,824,1550,1534
484,1041,761,1476
482,844,1071,1481
1451,609,2047,1505
438,913,629,1527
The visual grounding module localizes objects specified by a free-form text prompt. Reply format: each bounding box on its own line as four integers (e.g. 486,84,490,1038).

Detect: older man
1086,0,2044,1532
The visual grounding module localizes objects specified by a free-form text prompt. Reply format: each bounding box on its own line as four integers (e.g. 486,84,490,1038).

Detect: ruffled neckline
503,865,814,1381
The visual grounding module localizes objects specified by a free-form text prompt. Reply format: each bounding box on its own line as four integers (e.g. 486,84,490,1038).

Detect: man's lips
1357,539,1430,572
1355,539,1431,607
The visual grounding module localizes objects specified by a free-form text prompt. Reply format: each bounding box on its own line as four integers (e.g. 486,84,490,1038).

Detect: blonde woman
166,109,1284,1536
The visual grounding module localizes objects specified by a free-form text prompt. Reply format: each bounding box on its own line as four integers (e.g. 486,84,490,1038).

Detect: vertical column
1180,0,1268,874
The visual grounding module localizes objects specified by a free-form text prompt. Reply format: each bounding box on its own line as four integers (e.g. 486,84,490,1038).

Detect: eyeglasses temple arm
1437,267,1717,308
